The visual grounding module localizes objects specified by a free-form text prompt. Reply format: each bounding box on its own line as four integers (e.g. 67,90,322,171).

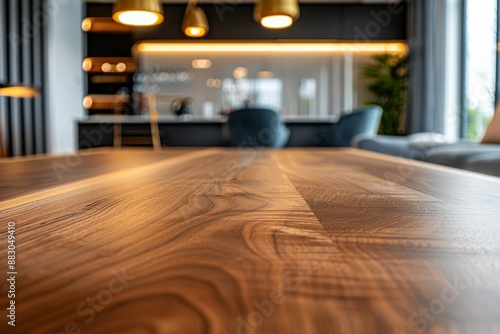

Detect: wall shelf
83,5,135,115
90,75,130,84
83,94,130,110
83,57,136,73
82,17,133,33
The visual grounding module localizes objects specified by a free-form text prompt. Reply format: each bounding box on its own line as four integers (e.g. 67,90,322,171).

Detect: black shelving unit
83,3,135,116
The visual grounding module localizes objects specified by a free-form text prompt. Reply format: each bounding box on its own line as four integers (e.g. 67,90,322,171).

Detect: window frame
461,0,500,139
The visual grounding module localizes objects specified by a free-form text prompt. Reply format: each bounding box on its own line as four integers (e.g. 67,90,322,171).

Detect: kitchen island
78,115,339,148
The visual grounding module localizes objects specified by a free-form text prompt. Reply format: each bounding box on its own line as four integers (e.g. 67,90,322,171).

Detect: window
298,79,317,116
222,78,282,112
463,0,498,141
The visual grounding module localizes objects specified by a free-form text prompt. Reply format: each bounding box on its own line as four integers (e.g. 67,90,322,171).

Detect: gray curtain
406,0,449,134
0,0,47,157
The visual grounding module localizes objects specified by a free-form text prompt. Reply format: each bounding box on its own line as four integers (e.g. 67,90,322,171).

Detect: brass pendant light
0,84,40,98
0,83,39,157
112,0,164,26
254,0,300,29
183,2,209,38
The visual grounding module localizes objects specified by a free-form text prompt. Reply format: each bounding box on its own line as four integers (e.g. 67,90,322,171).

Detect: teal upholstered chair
323,106,383,147
226,108,290,148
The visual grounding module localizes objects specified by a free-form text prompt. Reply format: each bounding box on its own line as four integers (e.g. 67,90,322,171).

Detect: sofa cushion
482,104,500,144
353,133,446,160
424,143,500,169
353,135,420,159
407,132,449,153
464,153,500,177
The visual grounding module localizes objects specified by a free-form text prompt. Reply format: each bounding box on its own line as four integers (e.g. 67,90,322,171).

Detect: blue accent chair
323,106,383,147
226,108,290,148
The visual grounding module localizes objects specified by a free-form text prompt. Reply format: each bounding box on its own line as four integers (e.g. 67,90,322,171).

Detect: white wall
46,0,84,154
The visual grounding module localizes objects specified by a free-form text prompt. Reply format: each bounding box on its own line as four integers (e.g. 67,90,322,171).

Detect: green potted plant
362,54,408,135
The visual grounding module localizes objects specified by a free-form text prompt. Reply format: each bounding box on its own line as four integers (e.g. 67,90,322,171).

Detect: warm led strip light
136,42,408,53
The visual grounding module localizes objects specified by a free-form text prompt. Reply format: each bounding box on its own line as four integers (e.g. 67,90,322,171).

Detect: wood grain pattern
0,148,194,202
0,148,499,334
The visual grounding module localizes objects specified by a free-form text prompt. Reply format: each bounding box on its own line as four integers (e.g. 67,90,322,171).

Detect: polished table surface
1,148,499,334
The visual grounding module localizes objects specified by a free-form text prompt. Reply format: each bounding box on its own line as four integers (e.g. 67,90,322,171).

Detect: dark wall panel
0,0,46,157
132,4,407,41
343,4,407,40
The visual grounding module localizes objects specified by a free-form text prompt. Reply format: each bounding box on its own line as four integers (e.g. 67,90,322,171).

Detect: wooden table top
1,148,499,334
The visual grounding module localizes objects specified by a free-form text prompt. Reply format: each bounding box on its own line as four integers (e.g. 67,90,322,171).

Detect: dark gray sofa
424,143,500,176
353,135,500,177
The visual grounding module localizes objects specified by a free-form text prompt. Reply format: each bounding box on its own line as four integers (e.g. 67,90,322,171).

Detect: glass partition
135,42,407,119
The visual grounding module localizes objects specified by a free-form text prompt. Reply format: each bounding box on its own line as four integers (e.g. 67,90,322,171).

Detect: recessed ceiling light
101,63,112,72
192,59,212,69
116,62,127,72
258,71,274,78
233,67,248,79
206,78,221,88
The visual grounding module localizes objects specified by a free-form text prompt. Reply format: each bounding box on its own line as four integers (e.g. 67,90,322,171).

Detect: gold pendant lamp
254,0,300,29
112,0,164,26
0,84,40,98
0,83,39,157
183,2,209,38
